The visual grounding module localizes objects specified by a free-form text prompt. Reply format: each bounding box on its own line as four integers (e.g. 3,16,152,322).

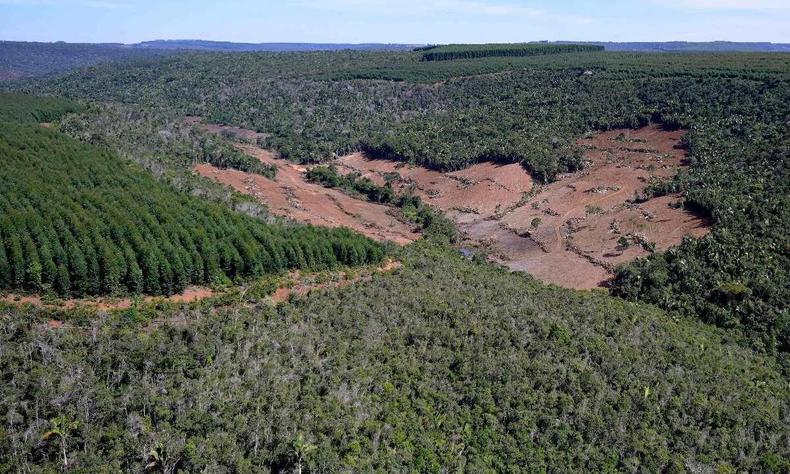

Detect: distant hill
134,39,420,52
0,40,421,81
0,41,172,81
136,40,790,53
3,39,790,82
556,41,790,52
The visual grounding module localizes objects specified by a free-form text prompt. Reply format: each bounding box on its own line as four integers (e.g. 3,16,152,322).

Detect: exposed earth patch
194,120,709,289
194,143,418,245
337,125,710,289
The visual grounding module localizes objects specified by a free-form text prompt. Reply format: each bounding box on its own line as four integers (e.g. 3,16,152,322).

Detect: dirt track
270,259,402,303
2,261,402,322
1,286,214,311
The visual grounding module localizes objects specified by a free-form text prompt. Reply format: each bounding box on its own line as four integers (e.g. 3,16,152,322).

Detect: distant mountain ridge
0,40,423,81
2,39,790,82
133,40,421,52
557,41,790,52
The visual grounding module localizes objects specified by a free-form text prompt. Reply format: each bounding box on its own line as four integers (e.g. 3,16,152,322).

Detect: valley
0,38,787,473
196,121,709,289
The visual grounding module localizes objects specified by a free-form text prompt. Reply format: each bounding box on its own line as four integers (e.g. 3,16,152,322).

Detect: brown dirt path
1,286,215,311
270,259,402,303
4,261,402,332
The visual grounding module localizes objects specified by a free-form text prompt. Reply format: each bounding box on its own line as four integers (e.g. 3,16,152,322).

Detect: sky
1,0,789,44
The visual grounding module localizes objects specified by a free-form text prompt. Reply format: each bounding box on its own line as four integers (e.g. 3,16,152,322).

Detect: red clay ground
337,125,709,289
190,119,707,289
336,155,534,219
193,124,418,245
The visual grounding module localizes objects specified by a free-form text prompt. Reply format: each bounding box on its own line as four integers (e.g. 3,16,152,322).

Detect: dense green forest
23,50,790,354
0,92,82,123
0,109,383,297
1,46,789,472
1,244,787,472
612,121,790,354
418,43,604,61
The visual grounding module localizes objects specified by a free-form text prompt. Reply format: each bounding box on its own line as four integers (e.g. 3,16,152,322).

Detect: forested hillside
1,44,789,473
0,92,82,123
580,41,790,52
26,50,790,354
135,40,419,52
0,96,383,297
0,41,174,81
418,43,603,61
1,244,787,472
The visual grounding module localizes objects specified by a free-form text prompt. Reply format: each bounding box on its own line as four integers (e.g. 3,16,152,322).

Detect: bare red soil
1,286,214,312
193,128,419,245
337,154,534,219
337,125,709,289
190,119,707,289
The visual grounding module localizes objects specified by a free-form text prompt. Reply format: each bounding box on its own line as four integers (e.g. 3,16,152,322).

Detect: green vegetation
305,164,396,203
60,102,277,180
0,123,383,297
1,45,789,471
0,92,81,123
418,43,603,61
1,244,787,471
611,121,790,355
24,49,789,354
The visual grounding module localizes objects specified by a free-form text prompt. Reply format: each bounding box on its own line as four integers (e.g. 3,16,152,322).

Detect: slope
0,243,787,472
0,121,383,297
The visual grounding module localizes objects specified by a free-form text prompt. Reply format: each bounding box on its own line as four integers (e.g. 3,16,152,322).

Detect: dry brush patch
1,286,215,312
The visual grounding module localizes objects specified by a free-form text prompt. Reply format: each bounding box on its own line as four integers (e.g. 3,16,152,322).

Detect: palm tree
43,415,78,467
292,433,316,474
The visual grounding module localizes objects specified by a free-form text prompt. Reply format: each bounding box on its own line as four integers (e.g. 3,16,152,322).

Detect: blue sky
2,0,789,44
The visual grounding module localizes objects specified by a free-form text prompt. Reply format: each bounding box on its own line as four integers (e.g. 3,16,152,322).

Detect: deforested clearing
193,136,419,245
337,125,709,288
196,122,709,289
